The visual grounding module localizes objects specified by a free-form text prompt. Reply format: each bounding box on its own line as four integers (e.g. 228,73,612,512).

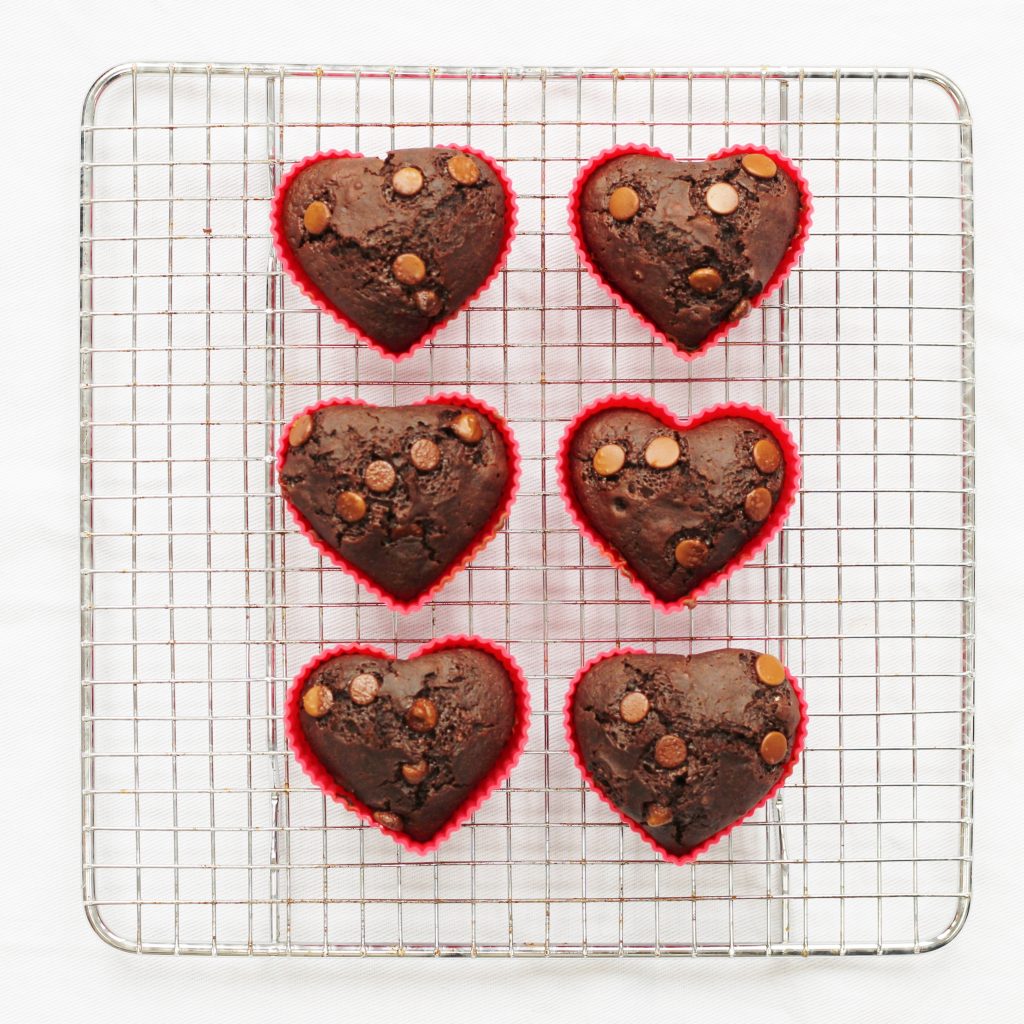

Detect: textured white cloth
1,0,1021,1020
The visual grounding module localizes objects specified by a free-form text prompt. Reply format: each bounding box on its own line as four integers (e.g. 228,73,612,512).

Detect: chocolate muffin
278,147,510,355
280,401,513,605
570,649,803,857
298,646,518,842
565,406,788,603
576,150,803,351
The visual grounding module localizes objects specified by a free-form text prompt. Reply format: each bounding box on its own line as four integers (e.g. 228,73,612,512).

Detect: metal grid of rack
80,65,974,956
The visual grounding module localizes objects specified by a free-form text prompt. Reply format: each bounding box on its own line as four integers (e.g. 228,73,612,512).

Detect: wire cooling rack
80,65,975,956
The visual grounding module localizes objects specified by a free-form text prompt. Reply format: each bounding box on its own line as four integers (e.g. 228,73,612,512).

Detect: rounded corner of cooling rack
909,68,973,122
82,63,139,127
83,901,144,956
915,894,974,955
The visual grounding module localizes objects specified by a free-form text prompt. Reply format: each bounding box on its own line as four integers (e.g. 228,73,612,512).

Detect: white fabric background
1,0,1020,1019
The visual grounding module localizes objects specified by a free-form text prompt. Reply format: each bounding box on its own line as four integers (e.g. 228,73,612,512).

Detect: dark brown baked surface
280,403,510,603
571,649,802,857
299,648,517,842
568,408,786,602
281,147,508,354
578,153,801,351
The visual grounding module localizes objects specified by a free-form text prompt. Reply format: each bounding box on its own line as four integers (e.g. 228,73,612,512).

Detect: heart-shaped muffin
557,395,800,611
566,648,806,863
278,395,520,612
286,637,530,853
270,145,517,360
569,144,812,359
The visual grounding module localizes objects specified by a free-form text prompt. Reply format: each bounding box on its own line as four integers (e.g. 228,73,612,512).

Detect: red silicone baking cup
556,393,802,613
286,635,532,857
563,647,808,866
567,143,814,362
269,144,518,363
277,392,521,614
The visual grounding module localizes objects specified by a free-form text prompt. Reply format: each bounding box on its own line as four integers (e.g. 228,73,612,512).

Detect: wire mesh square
81,64,974,956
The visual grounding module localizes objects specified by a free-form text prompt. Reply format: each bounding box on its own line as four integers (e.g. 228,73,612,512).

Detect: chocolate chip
644,435,680,469
645,803,673,827
392,165,424,197
364,460,396,493
753,438,782,474
744,486,773,522
393,252,427,286
303,200,330,235
705,181,739,215
755,653,787,687
730,298,751,320
619,690,650,724
288,413,314,447
415,289,442,317
373,810,404,831
450,411,483,444
348,673,381,706
592,443,626,477
410,438,441,472
608,186,640,221
760,730,788,766
406,697,438,733
336,490,367,523
674,538,708,569
741,153,778,179
654,734,688,768
447,154,480,185
401,759,429,785
302,683,333,718
687,267,723,294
